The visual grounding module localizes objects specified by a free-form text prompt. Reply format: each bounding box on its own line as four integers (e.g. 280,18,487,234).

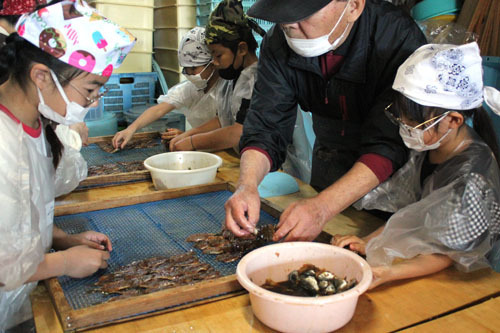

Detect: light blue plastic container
411,0,462,21
85,111,117,137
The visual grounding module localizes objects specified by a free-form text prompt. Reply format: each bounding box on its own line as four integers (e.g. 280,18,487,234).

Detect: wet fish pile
186,225,276,263
261,264,358,297
88,163,121,177
97,138,159,153
87,161,146,177
119,161,146,172
93,251,220,301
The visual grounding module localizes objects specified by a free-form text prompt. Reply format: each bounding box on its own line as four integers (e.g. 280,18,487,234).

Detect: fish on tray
92,251,220,302
97,138,161,153
117,161,146,173
88,163,122,177
87,161,146,177
186,225,276,263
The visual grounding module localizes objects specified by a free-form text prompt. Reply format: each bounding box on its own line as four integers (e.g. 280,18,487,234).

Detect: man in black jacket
224,0,427,241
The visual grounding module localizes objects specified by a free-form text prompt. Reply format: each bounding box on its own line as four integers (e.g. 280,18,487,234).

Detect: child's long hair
394,93,500,167
0,33,85,169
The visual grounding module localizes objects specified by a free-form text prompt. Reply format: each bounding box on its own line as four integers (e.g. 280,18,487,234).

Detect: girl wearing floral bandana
169,0,265,152
0,1,135,329
332,42,500,289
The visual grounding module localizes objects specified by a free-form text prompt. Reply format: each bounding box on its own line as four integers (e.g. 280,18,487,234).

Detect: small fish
186,233,214,242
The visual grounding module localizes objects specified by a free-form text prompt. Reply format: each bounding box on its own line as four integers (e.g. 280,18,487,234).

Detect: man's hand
273,196,331,242
225,184,261,237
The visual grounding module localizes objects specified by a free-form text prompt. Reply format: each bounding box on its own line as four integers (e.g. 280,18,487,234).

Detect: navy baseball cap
247,0,332,24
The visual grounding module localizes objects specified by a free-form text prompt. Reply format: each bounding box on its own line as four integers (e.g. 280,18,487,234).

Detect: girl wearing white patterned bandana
112,27,222,150
0,1,134,330
332,42,500,289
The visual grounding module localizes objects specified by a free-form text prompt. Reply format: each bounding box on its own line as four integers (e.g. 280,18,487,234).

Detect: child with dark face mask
332,42,500,289
169,0,265,152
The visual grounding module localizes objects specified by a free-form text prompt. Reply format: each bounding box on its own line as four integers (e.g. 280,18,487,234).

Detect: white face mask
183,62,214,90
37,70,91,125
284,0,352,58
399,113,451,152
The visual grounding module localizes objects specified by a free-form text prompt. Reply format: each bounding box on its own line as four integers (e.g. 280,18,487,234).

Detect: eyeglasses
56,74,110,107
182,62,212,76
384,103,450,131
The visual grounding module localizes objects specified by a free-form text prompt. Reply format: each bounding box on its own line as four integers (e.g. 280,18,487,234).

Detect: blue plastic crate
97,72,158,119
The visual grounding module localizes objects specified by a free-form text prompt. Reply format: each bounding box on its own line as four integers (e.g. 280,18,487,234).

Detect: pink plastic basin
236,242,372,333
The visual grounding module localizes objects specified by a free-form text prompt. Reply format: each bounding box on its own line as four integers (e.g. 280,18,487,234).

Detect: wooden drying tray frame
78,131,162,189
48,182,332,332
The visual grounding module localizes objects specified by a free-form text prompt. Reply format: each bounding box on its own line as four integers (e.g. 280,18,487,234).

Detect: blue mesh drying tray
46,183,281,331
79,132,165,190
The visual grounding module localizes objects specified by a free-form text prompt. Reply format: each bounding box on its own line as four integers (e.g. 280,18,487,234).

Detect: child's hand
112,128,134,149
369,265,391,289
171,136,195,151
61,246,110,278
71,231,112,251
161,128,184,141
331,234,366,255
69,122,89,146
169,132,188,151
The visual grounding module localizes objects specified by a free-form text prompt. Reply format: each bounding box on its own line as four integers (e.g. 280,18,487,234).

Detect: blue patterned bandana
393,42,500,115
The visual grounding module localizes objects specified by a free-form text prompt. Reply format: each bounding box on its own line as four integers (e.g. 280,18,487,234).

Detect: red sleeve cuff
240,146,273,170
358,153,393,183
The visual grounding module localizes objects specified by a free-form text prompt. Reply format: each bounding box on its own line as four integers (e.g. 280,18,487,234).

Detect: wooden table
32,150,500,332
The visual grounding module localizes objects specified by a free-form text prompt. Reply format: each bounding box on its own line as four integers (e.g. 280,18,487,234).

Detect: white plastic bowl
236,242,372,333
143,151,223,190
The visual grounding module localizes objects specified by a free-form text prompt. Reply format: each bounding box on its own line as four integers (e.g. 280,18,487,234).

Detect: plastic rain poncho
216,62,258,128
0,114,87,330
157,79,223,128
356,128,500,272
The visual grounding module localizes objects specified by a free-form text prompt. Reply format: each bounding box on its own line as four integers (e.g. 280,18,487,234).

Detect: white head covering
393,42,500,115
177,27,212,67
16,0,136,77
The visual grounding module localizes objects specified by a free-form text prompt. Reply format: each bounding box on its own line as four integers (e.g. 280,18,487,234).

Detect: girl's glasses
384,102,450,131
56,74,110,107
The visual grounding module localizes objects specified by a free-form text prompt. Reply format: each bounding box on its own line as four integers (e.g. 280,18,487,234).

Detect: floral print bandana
15,0,136,77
